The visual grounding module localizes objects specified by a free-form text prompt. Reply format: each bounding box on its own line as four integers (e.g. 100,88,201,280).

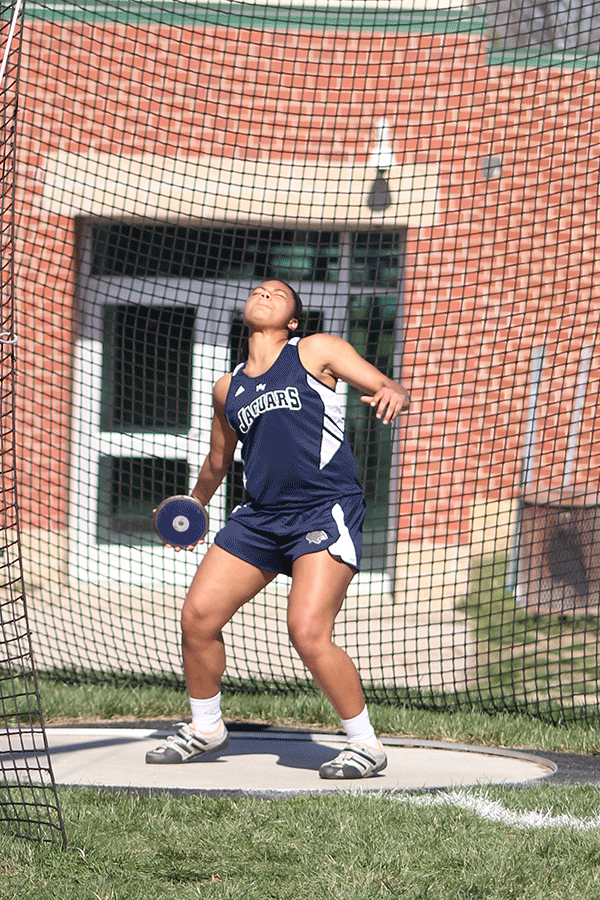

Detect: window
101,304,196,433
76,223,404,579
91,224,340,283
97,456,189,544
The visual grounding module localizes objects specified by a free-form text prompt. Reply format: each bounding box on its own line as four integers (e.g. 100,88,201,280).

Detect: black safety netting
0,0,66,847
8,0,600,742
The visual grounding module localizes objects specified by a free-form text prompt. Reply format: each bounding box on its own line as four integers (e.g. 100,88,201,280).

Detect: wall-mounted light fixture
481,154,503,181
366,118,396,212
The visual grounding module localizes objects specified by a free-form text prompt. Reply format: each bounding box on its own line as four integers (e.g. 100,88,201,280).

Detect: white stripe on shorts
328,502,357,568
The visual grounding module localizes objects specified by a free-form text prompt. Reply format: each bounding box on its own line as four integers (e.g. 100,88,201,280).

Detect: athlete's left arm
301,334,410,425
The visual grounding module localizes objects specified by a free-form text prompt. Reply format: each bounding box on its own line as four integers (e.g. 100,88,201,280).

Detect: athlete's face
244,282,298,333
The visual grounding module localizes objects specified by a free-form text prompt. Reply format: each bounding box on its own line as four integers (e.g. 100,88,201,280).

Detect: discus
153,495,209,547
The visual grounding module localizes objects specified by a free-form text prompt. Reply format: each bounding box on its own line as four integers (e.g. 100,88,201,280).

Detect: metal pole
563,344,592,490
505,345,545,596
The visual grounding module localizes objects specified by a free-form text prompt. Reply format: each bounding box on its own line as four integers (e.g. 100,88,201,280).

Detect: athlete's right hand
170,539,204,552
152,508,205,552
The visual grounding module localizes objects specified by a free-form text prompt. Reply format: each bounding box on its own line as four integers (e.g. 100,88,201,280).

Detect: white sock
189,692,223,733
340,706,380,749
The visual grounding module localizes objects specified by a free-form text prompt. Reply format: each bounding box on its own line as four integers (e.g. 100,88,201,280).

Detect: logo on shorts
306,530,328,544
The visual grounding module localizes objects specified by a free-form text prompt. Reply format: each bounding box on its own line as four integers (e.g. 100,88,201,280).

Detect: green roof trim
487,45,600,71
23,0,486,34
21,1,599,69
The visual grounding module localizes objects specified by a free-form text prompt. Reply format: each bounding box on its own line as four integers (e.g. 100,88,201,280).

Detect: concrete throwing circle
30,726,556,796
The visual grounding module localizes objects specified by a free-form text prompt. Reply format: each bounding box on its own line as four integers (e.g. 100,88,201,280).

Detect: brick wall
16,19,600,544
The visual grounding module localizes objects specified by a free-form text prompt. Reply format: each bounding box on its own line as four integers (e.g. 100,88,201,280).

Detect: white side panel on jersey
306,373,346,469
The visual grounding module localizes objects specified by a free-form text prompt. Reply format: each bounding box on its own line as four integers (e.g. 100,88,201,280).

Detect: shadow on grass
460,554,600,724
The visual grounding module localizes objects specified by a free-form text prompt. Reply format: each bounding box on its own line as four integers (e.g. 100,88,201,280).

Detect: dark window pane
225,459,247,517
346,294,399,570
350,233,401,288
97,456,189,544
347,294,397,374
90,224,339,284
102,304,195,433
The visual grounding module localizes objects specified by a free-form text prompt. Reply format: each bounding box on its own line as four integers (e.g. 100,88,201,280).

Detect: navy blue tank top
224,338,363,509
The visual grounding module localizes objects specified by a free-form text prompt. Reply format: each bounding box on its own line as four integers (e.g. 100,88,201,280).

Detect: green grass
4,552,600,898
3,630,599,899
34,674,600,755
462,554,600,716
4,785,600,899
27,550,600,758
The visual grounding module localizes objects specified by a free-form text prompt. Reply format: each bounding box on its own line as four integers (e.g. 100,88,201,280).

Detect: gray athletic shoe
319,741,387,779
145,720,229,764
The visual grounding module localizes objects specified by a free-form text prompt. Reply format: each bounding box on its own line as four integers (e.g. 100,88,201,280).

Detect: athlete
146,280,410,778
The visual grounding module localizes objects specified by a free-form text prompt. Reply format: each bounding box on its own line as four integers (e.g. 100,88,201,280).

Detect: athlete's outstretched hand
298,334,409,424
361,385,409,425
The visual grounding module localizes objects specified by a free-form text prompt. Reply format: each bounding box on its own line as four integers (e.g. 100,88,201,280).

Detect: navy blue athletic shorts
213,493,366,576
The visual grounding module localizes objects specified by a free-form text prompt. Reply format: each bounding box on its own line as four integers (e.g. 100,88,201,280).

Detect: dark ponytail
277,281,303,334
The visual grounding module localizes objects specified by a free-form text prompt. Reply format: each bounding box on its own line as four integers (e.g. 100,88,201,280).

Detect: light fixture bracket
367,172,393,212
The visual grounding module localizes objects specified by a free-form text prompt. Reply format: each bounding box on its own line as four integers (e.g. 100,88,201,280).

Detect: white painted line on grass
394,790,600,831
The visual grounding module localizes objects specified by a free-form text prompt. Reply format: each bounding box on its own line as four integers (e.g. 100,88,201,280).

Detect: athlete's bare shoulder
297,333,342,387
299,332,350,358
299,332,339,350
213,372,233,409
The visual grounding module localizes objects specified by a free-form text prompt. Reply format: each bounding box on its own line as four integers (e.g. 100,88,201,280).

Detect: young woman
147,280,410,778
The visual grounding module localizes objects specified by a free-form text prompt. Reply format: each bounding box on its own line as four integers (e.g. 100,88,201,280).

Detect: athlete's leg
146,545,275,764
287,550,364,719
181,544,276,698
288,550,387,779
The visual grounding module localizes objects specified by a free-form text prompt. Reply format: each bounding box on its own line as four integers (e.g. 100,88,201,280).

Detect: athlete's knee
287,614,331,661
181,596,219,643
